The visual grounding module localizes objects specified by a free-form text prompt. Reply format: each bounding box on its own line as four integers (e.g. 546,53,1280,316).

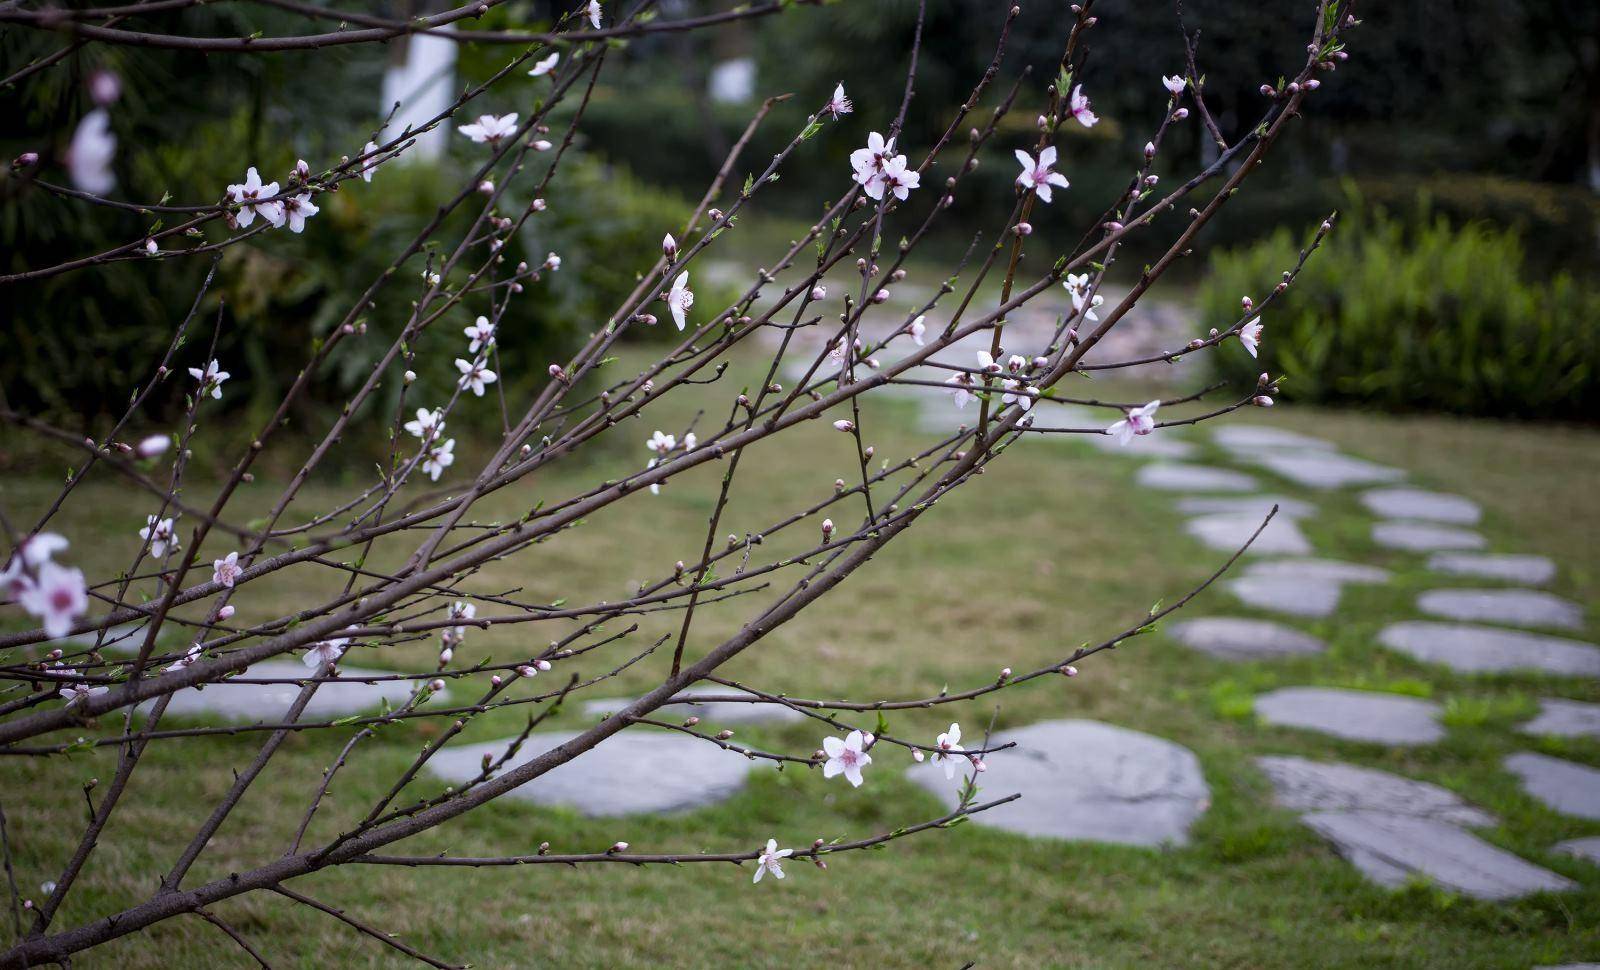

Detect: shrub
1201,203,1600,419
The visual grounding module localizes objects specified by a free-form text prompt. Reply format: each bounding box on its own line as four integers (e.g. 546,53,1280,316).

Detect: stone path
1521,699,1600,739
1503,753,1600,821
1416,589,1585,631
427,728,758,816
907,719,1209,847
1256,756,1574,900
887,397,1597,903
1254,688,1444,745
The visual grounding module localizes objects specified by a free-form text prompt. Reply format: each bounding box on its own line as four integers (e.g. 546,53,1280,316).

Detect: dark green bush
1201,205,1600,419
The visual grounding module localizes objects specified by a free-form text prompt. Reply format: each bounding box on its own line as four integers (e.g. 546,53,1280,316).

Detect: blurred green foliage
1201,195,1600,419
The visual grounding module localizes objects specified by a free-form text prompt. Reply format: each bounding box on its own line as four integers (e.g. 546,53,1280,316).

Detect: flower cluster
850,132,920,202
226,167,319,234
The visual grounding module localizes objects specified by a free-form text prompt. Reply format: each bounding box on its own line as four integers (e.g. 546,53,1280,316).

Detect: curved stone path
1066,418,1596,900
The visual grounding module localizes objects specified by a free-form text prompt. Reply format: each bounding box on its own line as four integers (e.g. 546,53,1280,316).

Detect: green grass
1,350,1597,968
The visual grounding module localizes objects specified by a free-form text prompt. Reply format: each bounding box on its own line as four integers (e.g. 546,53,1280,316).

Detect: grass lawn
1,346,1597,968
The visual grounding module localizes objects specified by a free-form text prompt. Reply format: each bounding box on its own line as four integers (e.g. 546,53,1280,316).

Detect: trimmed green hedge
1201,206,1599,419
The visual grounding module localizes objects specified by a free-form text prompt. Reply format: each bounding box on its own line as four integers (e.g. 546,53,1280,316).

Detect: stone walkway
1017,414,1598,899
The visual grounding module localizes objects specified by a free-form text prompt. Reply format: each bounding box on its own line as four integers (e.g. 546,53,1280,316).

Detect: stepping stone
1136,462,1259,493
1224,559,1392,619
907,719,1209,846
1226,575,1342,617
1167,617,1326,661
1243,451,1406,489
582,688,805,726
1417,589,1584,631
426,728,756,816
1174,495,1317,519
1254,687,1444,745
1211,425,1336,452
1377,622,1600,677
136,660,439,722
1359,487,1481,524
1186,513,1312,556
1240,558,1392,585
1256,757,1572,900
1256,756,1494,825
1085,432,1198,459
1504,753,1600,821
1299,811,1574,900
1371,522,1487,552
1554,837,1600,864
1428,553,1557,586
1522,699,1600,739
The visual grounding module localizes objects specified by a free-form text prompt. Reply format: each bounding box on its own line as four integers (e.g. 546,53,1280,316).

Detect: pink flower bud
1062,664,1078,677
144,238,158,255
295,159,311,179
708,208,724,222
477,180,495,195
1173,108,1189,120
438,648,453,665
429,678,446,691
1253,395,1275,407
530,198,547,211
1305,79,1321,90
662,233,677,261
912,749,925,762
832,419,855,432
517,665,537,678
684,715,700,726
608,842,629,854
532,139,553,151
1144,141,1156,157
999,667,1011,680
1013,222,1032,236
218,605,236,620
536,659,552,671
548,363,568,382
871,289,890,304
1260,84,1276,97
821,518,834,539
491,674,503,685
13,152,39,169
715,729,734,740
1187,338,1205,350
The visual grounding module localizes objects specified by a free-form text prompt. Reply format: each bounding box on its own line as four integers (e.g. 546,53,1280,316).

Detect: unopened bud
821,518,834,539
429,678,446,691
662,233,677,261
1062,664,1078,677
912,749,925,762
218,605,236,620
477,180,495,195
1013,222,1032,236
144,238,158,255
832,419,855,433
708,208,723,222
715,729,734,741
1253,395,1275,407
684,715,700,727
13,152,39,169
532,139,553,151
810,284,827,301
295,158,311,179
548,364,568,382
608,842,629,854
530,198,547,211
517,665,537,678
871,289,890,304
1173,108,1190,120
